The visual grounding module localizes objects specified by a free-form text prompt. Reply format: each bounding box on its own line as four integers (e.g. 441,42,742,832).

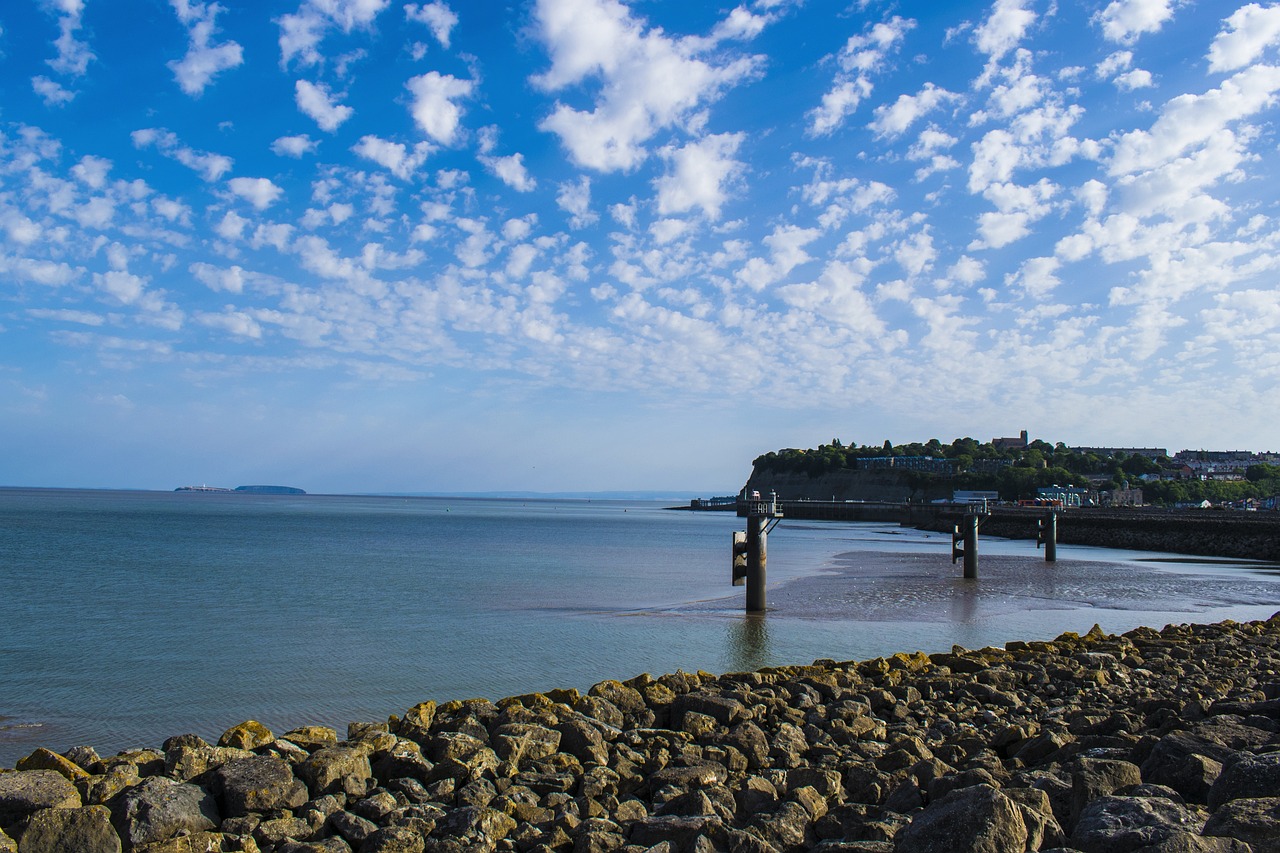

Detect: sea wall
2,616,1280,852
743,470,924,503
909,507,1280,562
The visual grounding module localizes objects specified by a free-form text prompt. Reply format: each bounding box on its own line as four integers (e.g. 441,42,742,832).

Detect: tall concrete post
745,514,768,613
735,491,783,614
1044,510,1057,563
963,512,979,579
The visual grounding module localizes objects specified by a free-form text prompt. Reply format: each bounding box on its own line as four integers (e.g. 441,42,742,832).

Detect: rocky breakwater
4,617,1280,853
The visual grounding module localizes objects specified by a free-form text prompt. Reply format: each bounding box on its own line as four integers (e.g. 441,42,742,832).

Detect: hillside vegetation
750,437,1280,505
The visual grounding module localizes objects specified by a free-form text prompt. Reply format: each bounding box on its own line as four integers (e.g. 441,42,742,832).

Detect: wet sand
759,550,1280,622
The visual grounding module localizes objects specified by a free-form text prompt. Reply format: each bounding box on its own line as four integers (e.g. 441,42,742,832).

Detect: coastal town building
991,430,1029,450
1070,446,1168,459
856,456,954,474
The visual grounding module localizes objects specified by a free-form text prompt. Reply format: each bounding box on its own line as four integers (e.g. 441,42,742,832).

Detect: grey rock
1209,751,1280,810
1203,795,1280,852
491,724,561,765
0,770,81,829
210,755,309,816
329,809,379,845
278,839,355,853
297,746,374,798
360,824,424,850
891,783,1027,853
1071,758,1144,830
108,776,219,848
628,814,724,851
1070,794,1204,853
18,805,120,853
1140,732,1229,804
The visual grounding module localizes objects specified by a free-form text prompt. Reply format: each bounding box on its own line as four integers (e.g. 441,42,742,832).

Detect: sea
3,487,1280,767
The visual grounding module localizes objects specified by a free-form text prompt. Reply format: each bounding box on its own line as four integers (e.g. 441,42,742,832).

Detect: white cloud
168,0,244,96
1006,255,1061,298
190,261,247,293
272,135,319,157
131,127,234,181
42,0,94,77
808,16,913,136
1208,4,1280,73
71,155,111,188
1114,69,1154,91
216,210,249,241
557,177,597,228
1110,64,1280,176
199,310,263,339
483,152,536,192
278,0,392,67
295,80,355,132
973,0,1036,60
352,135,432,179
406,72,473,144
32,75,75,106
654,133,744,220
1095,0,1175,45
531,0,762,170
870,83,960,138
94,270,148,305
405,2,457,49
228,177,284,210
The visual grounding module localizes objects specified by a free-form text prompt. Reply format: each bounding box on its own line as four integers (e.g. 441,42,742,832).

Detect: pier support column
1039,507,1059,560
745,515,768,613
951,508,982,579
734,491,784,614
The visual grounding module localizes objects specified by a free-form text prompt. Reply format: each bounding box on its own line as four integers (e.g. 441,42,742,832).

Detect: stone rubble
2,615,1280,853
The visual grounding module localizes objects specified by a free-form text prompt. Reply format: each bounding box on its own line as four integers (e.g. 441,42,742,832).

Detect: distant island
175,485,306,495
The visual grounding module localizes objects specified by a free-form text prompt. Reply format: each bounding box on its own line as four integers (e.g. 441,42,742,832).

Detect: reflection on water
726,614,771,673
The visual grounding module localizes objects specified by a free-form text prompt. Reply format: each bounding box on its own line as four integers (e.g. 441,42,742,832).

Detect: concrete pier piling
1038,509,1058,562
735,490,783,613
951,503,988,579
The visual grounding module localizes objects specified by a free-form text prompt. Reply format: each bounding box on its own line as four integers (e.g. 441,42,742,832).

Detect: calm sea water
3,487,1280,767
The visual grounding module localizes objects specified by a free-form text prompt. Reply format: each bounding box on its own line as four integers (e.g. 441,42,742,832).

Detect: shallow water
2,489,1278,766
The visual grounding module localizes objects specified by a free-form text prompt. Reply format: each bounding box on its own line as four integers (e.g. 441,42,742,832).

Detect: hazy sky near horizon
3,0,1280,493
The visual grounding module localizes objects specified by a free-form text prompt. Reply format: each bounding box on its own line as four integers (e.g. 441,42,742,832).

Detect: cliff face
743,467,944,502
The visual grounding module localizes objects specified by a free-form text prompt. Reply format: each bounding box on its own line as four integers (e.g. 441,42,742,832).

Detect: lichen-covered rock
296,746,373,798
164,745,256,782
19,805,121,853
108,776,219,848
14,749,90,782
491,724,561,765
280,726,339,752
217,721,275,752
0,769,82,828
211,755,308,817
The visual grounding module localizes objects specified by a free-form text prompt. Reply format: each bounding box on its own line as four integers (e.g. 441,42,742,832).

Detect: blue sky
3,0,1280,494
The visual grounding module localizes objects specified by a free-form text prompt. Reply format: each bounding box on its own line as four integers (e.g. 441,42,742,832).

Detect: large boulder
1203,796,1280,853
217,721,275,751
0,770,81,829
108,776,219,848
1208,752,1280,811
1071,795,1205,853
18,805,120,853
210,756,308,816
892,784,1027,853
490,724,561,765
296,746,373,798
